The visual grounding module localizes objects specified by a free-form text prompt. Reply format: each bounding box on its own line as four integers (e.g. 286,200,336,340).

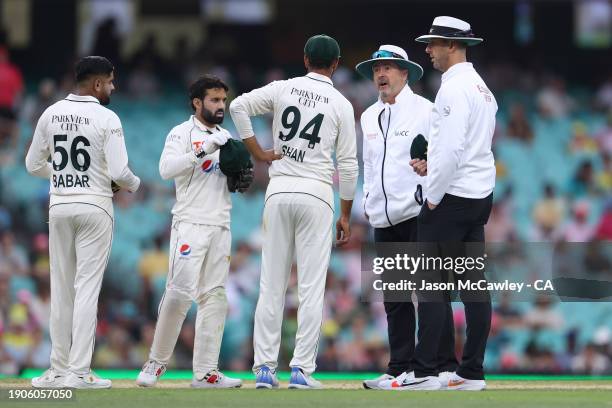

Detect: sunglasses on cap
371,50,406,60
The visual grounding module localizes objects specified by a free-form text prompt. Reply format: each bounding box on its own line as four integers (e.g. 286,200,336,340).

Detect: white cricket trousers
48,202,113,375
149,220,231,375
253,176,334,376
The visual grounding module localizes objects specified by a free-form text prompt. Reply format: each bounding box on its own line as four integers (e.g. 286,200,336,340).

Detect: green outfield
1,371,612,408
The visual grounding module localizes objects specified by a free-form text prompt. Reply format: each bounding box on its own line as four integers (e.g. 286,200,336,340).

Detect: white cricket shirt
25,94,140,214
229,72,358,206
427,62,497,205
159,115,232,228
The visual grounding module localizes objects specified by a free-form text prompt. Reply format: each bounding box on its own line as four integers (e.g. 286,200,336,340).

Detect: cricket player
25,56,141,389
230,34,358,389
403,16,497,391
354,45,432,390
136,75,250,389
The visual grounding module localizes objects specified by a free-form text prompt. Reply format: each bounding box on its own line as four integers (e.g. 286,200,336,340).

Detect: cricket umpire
354,45,432,390
407,16,497,391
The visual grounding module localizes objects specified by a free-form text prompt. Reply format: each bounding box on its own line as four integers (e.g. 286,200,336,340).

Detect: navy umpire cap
219,139,252,177
304,34,340,66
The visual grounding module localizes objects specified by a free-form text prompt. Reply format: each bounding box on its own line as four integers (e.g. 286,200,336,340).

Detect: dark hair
75,56,114,83
307,57,338,70
189,75,229,111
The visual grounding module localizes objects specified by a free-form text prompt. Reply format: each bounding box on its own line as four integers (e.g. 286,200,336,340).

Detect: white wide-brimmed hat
355,45,424,84
415,16,483,46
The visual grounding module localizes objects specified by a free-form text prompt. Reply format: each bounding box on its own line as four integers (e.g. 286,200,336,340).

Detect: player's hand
426,200,437,210
262,149,282,164
335,216,351,247
410,159,427,176
111,181,120,193
198,132,231,157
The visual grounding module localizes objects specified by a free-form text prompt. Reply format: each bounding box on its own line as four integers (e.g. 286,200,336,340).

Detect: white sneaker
288,367,323,389
363,373,395,389
191,370,242,389
64,371,112,389
136,360,167,387
31,368,66,388
437,371,454,390
445,373,486,391
379,371,441,391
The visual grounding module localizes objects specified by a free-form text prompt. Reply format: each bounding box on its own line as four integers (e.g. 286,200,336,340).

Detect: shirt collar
442,62,474,83
65,93,100,104
305,72,334,86
192,115,218,133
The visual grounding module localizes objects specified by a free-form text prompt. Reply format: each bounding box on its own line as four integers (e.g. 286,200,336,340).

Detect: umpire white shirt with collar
426,62,497,205
361,84,432,228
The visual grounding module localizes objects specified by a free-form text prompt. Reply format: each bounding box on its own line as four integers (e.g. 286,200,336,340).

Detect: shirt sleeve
158,129,200,180
336,101,359,201
426,87,470,205
104,113,141,192
25,109,52,179
229,81,279,140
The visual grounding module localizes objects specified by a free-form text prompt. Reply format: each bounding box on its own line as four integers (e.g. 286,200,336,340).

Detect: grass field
1,372,611,408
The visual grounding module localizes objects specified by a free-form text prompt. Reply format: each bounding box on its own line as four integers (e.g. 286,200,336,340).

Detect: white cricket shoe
362,373,395,389
288,367,323,389
445,373,486,391
64,371,112,389
437,371,454,390
31,368,66,388
191,370,242,389
379,371,441,391
136,360,167,387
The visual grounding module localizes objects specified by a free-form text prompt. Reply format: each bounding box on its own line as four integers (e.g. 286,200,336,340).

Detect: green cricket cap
304,34,340,66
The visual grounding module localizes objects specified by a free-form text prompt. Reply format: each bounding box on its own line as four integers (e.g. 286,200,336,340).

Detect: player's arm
360,114,372,220
104,114,141,192
229,82,282,162
426,89,469,206
159,127,230,180
335,101,359,246
25,110,52,178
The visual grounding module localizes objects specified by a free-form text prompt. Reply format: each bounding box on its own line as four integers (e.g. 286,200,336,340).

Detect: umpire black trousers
412,193,493,380
374,217,417,377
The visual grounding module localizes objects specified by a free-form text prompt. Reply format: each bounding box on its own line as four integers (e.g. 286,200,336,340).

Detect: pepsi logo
201,160,213,173
179,244,191,256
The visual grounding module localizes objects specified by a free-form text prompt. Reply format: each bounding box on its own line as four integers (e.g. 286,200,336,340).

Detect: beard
99,93,111,106
202,107,224,125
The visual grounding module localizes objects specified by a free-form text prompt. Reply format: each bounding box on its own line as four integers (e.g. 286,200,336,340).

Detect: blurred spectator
524,296,563,330
127,60,161,100
0,230,29,276
486,199,516,241
537,76,576,119
595,110,612,155
569,121,598,154
22,79,58,129
506,103,533,143
583,240,612,277
531,184,565,240
560,201,595,242
594,199,612,240
92,18,122,69
571,343,610,375
595,75,612,111
596,152,612,192
567,160,596,198
0,45,23,153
